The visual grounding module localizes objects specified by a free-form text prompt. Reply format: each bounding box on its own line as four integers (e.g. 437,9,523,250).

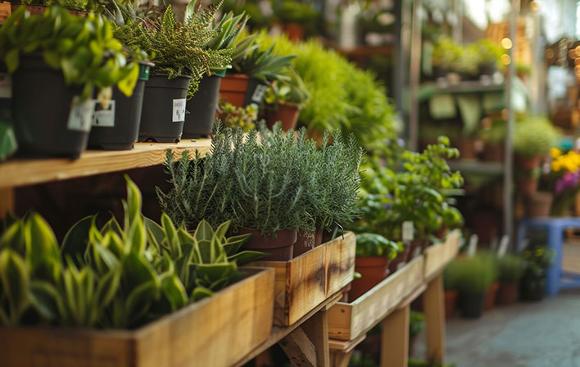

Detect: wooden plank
329,334,366,352
302,309,330,367
328,257,424,341
0,139,212,189
0,268,274,367
330,351,353,367
424,230,461,281
254,233,356,326
0,187,13,218
380,305,410,367
279,327,317,367
423,275,445,365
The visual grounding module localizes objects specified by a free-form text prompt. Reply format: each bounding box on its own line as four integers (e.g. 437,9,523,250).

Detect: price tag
402,221,414,242
92,100,115,127
67,97,93,132
172,98,186,122
251,84,268,103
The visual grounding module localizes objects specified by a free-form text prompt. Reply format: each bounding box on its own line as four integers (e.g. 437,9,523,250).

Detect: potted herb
0,6,139,158
453,255,496,318
349,233,400,300
183,10,248,138
496,254,525,305
476,39,503,76
263,68,309,131
514,116,559,170
117,3,231,142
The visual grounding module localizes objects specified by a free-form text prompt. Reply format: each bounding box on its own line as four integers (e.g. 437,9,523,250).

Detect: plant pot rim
224,73,250,80
149,73,192,81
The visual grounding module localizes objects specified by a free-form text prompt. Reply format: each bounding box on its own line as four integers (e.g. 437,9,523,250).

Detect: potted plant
514,116,559,170
263,69,309,131
497,254,525,305
454,255,496,318
117,3,231,142
541,148,580,216
182,10,248,138
481,253,499,310
0,6,139,158
431,37,462,79
456,45,480,81
272,0,318,41
520,246,553,302
480,118,506,162
217,101,259,131
476,39,503,76
349,233,400,300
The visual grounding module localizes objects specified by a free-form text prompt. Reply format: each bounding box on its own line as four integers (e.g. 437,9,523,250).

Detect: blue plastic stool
517,217,580,296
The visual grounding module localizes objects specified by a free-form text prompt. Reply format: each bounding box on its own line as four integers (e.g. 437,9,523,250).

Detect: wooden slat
0,187,13,218
0,139,212,188
0,268,273,367
380,305,410,367
328,257,424,341
424,230,461,281
279,327,317,367
302,309,330,367
423,275,445,364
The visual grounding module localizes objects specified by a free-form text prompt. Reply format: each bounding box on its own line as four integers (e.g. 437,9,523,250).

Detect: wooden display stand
328,231,461,367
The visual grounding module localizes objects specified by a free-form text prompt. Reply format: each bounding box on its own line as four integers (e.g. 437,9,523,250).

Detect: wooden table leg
380,304,410,367
423,274,445,364
303,308,331,367
0,187,14,219
280,308,331,367
330,350,352,367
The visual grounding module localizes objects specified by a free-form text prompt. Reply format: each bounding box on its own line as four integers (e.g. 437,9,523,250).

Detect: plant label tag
92,100,115,127
467,234,478,257
172,98,186,122
497,235,509,258
0,73,10,98
251,84,268,103
402,221,414,242
67,97,93,132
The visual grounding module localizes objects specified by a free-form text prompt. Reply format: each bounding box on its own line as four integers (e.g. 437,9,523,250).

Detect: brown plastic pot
445,289,458,318
265,103,300,131
294,230,316,257
517,176,538,197
349,256,390,301
526,192,553,218
219,74,250,107
240,228,297,261
497,282,519,305
484,282,499,310
516,154,542,170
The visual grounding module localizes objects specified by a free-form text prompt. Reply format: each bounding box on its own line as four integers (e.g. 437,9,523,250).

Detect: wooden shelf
418,81,504,101
0,139,212,189
449,160,504,176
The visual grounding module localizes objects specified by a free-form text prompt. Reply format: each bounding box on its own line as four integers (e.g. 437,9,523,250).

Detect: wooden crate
0,268,274,367
423,230,462,281
254,232,356,326
327,256,425,341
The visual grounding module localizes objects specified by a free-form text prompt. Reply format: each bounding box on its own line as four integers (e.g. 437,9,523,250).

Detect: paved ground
415,290,580,367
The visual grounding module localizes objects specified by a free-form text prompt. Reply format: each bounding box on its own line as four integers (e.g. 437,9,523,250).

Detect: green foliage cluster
514,116,560,157
497,254,525,283
480,119,506,144
273,1,318,26
432,37,504,73
217,101,258,131
354,137,463,241
158,125,362,236
432,37,462,70
0,6,139,100
0,178,258,328
445,255,497,294
231,34,295,82
264,68,310,107
355,233,400,259
254,32,397,153
17,0,88,9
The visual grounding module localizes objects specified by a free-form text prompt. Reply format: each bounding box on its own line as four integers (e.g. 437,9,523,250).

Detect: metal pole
505,0,520,247
408,0,423,151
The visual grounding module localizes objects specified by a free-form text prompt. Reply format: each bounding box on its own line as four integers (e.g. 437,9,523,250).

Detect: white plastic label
467,234,478,257
0,73,11,98
251,84,268,103
172,98,186,122
402,221,414,242
67,97,93,132
92,100,116,127
497,236,509,258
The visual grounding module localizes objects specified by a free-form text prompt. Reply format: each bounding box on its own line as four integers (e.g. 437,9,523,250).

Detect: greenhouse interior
0,0,579,366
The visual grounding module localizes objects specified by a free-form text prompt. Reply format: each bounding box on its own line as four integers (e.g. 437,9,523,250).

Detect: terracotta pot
516,155,542,170
484,282,499,310
349,256,390,300
265,103,301,131
240,228,297,261
525,192,553,218
457,137,477,160
219,74,250,107
445,289,458,318
314,227,323,246
293,230,316,257
497,282,519,305
483,143,505,162
283,22,305,41
517,176,538,197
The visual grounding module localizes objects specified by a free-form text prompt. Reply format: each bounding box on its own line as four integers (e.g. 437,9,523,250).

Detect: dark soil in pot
459,291,485,318
12,55,91,158
88,64,149,150
497,282,519,305
220,74,249,107
265,103,300,131
349,256,389,300
294,230,316,257
139,75,191,143
445,289,458,318
484,282,499,310
241,228,297,261
182,75,221,138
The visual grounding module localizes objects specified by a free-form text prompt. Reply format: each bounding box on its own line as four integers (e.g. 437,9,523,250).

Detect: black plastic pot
520,277,546,302
182,75,221,138
244,78,268,106
88,64,150,150
139,75,191,143
459,291,485,318
12,55,91,158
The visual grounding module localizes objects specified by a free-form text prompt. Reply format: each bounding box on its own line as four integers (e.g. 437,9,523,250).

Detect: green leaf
228,250,264,265
0,250,30,324
0,122,17,161
95,267,121,308
117,63,138,97
191,286,213,302
5,49,18,73
194,220,214,242
29,280,63,322
125,280,158,325
26,214,60,270
123,176,142,231
61,216,94,259
160,273,188,311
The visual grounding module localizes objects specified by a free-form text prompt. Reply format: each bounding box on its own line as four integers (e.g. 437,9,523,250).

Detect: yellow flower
551,148,561,158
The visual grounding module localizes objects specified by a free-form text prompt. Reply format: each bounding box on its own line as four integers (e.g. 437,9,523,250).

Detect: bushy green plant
497,254,525,283
447,255,496,294
476,39,503,66
355,233,400,259
456,45,479,76
0,5,139,100
264,68,310,107
432,37,462,70
480,119,506,144
217,101,258,132
514,116,560,157
158,125,361,236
